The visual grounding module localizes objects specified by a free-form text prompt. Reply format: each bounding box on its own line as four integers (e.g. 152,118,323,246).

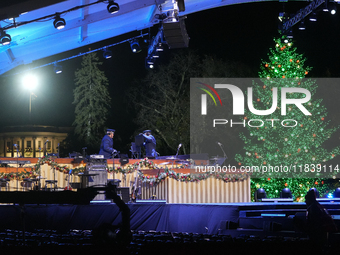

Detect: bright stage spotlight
0,29,11,45
129,39,141,53
328,2,337,14
53,13,66,30
107,0,119,14
145,58,154,69
23,74,38,90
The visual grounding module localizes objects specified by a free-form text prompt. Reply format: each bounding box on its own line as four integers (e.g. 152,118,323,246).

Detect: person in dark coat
99,129,117,158
304,189,337,251
142,130,157,158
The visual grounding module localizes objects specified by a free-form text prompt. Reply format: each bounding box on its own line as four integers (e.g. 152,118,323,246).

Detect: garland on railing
0,156,250,183
108,158,250,185
137,168,249,185
0,155,86,181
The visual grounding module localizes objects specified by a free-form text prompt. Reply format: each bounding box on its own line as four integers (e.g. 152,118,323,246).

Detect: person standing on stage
142,130,157,158
99,129,117,158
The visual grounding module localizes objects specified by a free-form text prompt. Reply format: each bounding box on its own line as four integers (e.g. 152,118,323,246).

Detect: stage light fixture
309,187,319,198
323,1,329,12
298,20,306,30
152,52,159,59
309,12,317,22
145,58,154,69
328,2,337,14
156,43,164,52
255,188,267,202
103,48,112,59
280,188,292,198
53,63,62,74
286,30,293,39
333,187,340,198
0,29,11,45
107,0,119,14
53,13,66,30
129,39,141,53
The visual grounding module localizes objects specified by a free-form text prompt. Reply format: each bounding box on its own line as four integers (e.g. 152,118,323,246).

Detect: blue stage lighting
333,187,340,198
280,188,292,198
53,13,66,30
107,0,119,14
0,29,11,45
255,188,267,202
130,39,141,53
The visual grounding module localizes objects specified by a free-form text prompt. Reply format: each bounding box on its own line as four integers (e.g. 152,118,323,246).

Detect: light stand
172,143,182,169
44,140,49,157
38,147,41,190
217,142,227,159
14,144,19,190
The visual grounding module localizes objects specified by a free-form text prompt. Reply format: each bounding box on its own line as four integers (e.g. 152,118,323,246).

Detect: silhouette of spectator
303,189,337,252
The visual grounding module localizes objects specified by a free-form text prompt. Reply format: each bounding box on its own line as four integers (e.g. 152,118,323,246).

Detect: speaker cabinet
163,19,189,49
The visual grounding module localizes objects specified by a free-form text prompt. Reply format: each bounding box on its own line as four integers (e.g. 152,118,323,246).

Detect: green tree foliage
235,37,340,175
129,50,255,156
73,53,111,152
235,36,340,199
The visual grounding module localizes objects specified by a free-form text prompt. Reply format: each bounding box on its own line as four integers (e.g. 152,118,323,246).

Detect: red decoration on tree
313,134,316,137
282,75,285,78
315,181,318,185
289,59,293,62
321,117,324,121
267,178,271,181
265,64,269,67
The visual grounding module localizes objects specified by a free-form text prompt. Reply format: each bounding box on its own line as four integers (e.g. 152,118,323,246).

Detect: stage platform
1,201,340,239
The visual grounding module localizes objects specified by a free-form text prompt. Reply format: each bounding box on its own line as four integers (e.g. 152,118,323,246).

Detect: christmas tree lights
235,36,340,200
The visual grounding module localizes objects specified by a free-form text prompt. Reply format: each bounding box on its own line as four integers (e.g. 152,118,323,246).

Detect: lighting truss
1,0,107,31
4,33,148,76
145,26,165,68
281,0,326,33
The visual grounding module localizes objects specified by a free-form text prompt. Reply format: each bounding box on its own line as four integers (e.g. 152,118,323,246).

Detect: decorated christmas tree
234,36,340,200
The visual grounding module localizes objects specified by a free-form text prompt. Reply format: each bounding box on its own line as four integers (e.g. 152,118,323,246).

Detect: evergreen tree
73,53,111,151
234,36,340,199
